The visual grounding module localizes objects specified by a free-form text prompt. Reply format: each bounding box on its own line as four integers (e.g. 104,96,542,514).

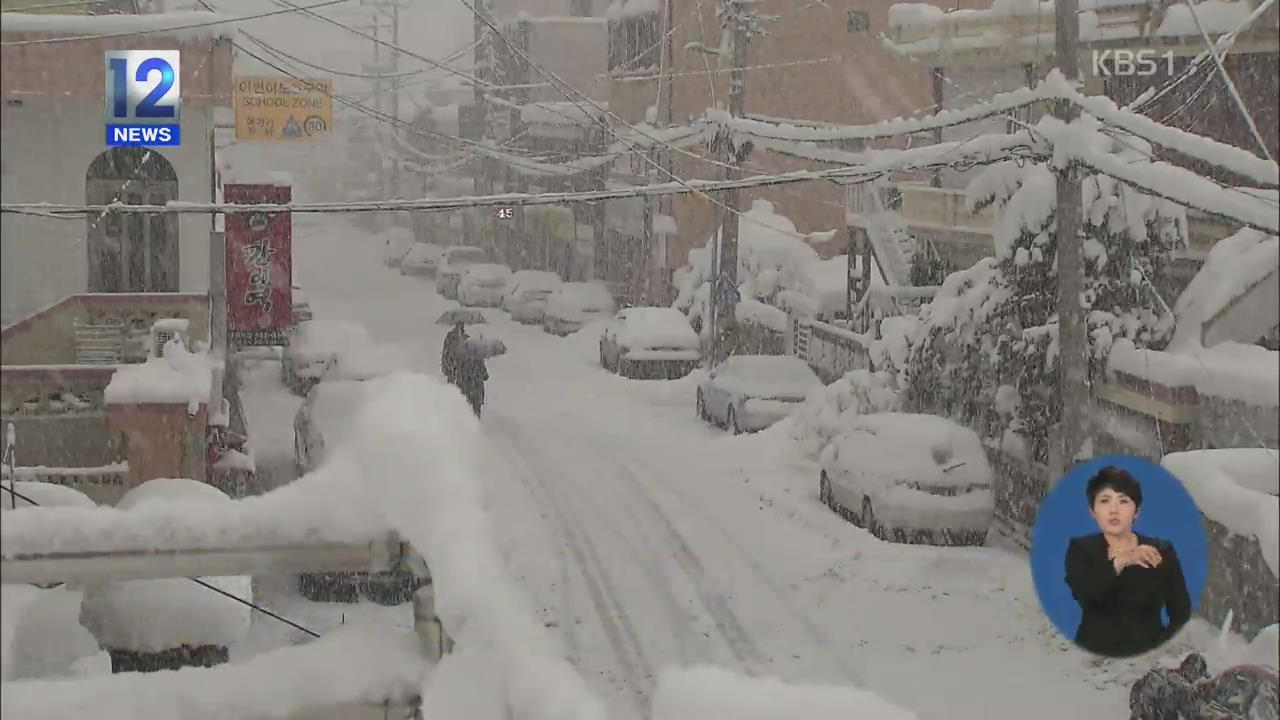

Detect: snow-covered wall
0,98,214,326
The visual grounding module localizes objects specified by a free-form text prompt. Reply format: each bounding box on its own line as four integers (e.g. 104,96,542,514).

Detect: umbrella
461,335,507,359
436,309,487,326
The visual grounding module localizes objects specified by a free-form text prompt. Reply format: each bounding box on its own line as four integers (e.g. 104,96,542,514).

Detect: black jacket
1065,532,1192,658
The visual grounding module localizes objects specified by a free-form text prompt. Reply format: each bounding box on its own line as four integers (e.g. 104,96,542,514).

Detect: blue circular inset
1030,454,1209,652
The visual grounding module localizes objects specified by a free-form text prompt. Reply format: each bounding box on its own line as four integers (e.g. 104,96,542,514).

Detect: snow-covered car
457,263,513,307
398,242,444,277
436,246,493,299
697,355,821,433
818,413,994,546
436,308,488,326
599,307,701,379
291,285,312,325
293,378,423,605
542,282,615,336
281,319,406,397
380,227,416,268
502,270,562,323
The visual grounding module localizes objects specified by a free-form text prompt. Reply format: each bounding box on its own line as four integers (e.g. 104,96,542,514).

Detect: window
608,12,660,71
847,10,870,32
85,148,179,293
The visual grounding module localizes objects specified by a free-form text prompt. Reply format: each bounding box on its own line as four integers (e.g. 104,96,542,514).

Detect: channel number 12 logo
105,50,181,147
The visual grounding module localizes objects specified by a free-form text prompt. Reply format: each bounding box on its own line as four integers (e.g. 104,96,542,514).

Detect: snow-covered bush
906,123,1185,461
791,368,901,458
672,200,823,330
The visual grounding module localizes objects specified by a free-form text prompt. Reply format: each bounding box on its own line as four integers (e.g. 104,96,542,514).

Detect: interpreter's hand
1133,544,1163,569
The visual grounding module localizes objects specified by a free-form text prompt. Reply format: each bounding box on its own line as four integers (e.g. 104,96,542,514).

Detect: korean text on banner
233,76,333,142
224,184,293,347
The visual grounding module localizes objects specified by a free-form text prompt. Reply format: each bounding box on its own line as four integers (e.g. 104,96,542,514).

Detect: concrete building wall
1,98,216,325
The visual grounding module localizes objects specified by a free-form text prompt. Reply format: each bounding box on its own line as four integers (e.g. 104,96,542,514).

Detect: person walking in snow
442,321,466,385
455,345,488,417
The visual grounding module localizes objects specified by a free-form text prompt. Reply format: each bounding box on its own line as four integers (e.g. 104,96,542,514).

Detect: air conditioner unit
151,318,192,358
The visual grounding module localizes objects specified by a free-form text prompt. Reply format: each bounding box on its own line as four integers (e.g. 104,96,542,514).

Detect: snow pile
1162,449,1279,575
790,368,902,457
870,315,921,373
1109,338,1279,406
616,308,700,349
0,481,95,510
1170,228,1278,351
674,200,826,326
651,665,917,720
78,479,253,654
289,319,410,381
103,339,217,413
344,374,609,720
3,587,109,682
0,623,426,720
736,298,790,332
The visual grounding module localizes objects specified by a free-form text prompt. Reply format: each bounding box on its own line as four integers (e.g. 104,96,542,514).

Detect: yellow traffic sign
233,76,333,142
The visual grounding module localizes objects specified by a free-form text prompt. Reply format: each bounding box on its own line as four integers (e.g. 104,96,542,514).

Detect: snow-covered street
239,216,1159,719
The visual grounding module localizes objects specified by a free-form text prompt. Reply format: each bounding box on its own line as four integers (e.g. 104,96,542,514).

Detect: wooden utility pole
709,0,753,365
470,0,496,248
1053,0,1089,474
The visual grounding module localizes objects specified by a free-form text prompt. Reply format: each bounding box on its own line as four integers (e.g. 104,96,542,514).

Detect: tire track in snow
621,443,867,685
488,414,653,714
607,455,766,672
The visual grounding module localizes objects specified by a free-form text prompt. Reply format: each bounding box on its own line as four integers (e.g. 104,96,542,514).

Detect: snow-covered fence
0,464,130,506
790,317,874,383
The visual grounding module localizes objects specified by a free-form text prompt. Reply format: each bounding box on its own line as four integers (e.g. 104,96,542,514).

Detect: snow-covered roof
1109,338,1279,407
462,262,513,281
1171,228,1278,350
0,11,236,41
1162,449,1278,575
103,339,218,413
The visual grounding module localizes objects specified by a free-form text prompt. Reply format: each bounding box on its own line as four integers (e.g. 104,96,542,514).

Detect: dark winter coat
456,356,488,397
442,328,465,383
1065,532,1192,658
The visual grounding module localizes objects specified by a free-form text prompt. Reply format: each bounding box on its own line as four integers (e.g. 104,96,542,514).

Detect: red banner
224,184,293,347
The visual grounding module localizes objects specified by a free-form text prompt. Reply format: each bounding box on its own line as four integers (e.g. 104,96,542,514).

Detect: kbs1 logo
1091,49,1176,77
105,50,181,147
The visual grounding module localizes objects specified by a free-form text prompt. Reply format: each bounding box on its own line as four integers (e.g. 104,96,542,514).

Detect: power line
241,32,421,80
0,0,349,46
0,483,320,638
266,0,495,91
1,0,109,12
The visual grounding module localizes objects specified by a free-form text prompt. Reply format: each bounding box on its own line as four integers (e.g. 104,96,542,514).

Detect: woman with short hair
1064,466,1193,658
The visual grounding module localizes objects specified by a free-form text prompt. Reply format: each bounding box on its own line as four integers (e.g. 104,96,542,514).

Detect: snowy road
273,218,1140,719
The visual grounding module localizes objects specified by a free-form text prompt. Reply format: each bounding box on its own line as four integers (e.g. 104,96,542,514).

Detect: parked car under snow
293,378,422,605
542,282,615,336
399,242,444,277
697,355,821,433
281,319,406,397
818,413,994,546
436,246,493,299
457,263,513,307
503,270,562,323
599,307,701,379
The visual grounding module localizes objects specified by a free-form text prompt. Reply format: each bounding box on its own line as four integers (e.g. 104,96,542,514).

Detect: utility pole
708,0,759,365
470,0,497,250
1053,0,1089,476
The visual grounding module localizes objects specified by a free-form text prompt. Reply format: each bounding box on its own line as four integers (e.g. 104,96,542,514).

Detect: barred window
608,12,660,72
